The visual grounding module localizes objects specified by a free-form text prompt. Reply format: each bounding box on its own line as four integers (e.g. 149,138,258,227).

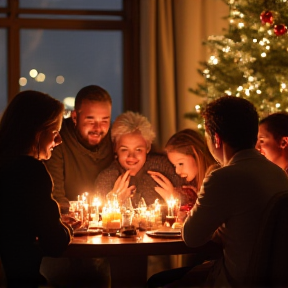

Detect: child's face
167,151,198,182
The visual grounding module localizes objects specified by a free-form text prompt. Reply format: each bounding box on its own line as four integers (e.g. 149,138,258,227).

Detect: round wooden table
62,230,198,287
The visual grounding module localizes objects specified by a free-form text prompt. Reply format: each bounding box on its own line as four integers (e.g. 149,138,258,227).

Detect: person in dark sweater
148,96,288,288
94,111,192,278
45,85,114,214
0,90,72,288
94,111,183,207
42,85,114,288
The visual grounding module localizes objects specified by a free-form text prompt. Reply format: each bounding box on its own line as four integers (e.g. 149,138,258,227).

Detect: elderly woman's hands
147,171,177,202
111,170,136,205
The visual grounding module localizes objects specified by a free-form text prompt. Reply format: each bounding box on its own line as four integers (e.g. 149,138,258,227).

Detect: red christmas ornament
274,24,287,36
260,11,273,25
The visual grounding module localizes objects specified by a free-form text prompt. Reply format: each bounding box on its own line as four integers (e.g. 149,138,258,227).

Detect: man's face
72,99,111,149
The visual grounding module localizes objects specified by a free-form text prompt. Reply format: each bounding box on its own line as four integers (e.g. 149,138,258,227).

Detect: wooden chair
246,190,288,287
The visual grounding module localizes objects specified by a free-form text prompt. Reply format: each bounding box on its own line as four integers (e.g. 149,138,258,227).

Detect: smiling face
167,151,198,182
38,117,62,160
115,132,149,176
256,123,283,164
72,99,111,149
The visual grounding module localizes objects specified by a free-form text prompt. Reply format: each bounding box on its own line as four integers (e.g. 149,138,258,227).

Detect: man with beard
45,85,114,214
42,85,113,288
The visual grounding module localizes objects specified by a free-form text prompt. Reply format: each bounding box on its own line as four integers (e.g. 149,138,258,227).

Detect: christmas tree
186,0,288,130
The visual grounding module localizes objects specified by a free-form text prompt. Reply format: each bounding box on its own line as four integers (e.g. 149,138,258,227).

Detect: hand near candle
147,171,177,202
111,170,136,205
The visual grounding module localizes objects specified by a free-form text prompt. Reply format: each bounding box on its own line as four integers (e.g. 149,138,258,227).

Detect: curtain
140,0,229,149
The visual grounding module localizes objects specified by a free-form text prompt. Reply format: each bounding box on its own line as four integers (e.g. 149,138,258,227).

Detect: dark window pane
19,0,122,10
0,28,7,115
20,29,123,121
0,0,6,8
19,15,122,20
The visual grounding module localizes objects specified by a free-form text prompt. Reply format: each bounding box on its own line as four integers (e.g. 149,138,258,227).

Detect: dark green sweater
45,117,114,212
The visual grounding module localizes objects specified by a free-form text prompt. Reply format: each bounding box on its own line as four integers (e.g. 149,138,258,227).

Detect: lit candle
102,197,122,232
92,197,101,212
91,197,101,222
167,197,176,216
154,199,161,214
83,203,89,211
82,192,89,203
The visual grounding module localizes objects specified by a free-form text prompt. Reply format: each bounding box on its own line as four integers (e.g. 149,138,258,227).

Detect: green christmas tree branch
186,0,288,128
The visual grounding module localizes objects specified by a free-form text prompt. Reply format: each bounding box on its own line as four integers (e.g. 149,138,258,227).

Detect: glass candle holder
102,206,122,236
166,197,180,227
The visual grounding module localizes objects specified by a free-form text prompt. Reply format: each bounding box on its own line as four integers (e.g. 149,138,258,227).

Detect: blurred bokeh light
19,77,27,86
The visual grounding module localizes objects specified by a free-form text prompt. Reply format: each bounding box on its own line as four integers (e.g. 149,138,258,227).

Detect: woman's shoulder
0,156,51,195
5,155,43,171
22,156,50,178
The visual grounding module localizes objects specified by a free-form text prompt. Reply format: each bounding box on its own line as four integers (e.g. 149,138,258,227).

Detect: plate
146,229,182,239
153,228,181,234
73,228,102,237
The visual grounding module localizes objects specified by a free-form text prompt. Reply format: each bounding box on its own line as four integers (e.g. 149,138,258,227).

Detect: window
0,0,140,121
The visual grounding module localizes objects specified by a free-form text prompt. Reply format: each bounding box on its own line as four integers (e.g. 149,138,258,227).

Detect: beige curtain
140,0,229,149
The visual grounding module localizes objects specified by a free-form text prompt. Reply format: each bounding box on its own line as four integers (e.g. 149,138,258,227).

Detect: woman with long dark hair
0,90,72,287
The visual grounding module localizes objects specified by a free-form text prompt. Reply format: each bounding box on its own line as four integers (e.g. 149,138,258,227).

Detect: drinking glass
165,197,180,227
102,206,122,236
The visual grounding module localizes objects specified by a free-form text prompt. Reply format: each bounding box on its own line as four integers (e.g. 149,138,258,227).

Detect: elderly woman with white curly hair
94,111,181,207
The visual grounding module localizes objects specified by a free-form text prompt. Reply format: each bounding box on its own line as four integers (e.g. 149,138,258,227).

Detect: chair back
247,190,288,287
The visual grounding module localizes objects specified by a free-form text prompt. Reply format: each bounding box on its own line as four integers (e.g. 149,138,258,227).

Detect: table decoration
90,196,101,223
102,194,122,236
165,197,180,227
146,227,182,239
131,198,163,231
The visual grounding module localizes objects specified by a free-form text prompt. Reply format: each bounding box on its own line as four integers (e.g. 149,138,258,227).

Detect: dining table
62,229,201,288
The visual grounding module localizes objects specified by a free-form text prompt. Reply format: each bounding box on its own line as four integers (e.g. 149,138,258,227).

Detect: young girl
148,129,217,219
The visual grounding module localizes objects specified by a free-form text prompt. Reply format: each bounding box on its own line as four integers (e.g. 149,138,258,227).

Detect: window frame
0,0,140,112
